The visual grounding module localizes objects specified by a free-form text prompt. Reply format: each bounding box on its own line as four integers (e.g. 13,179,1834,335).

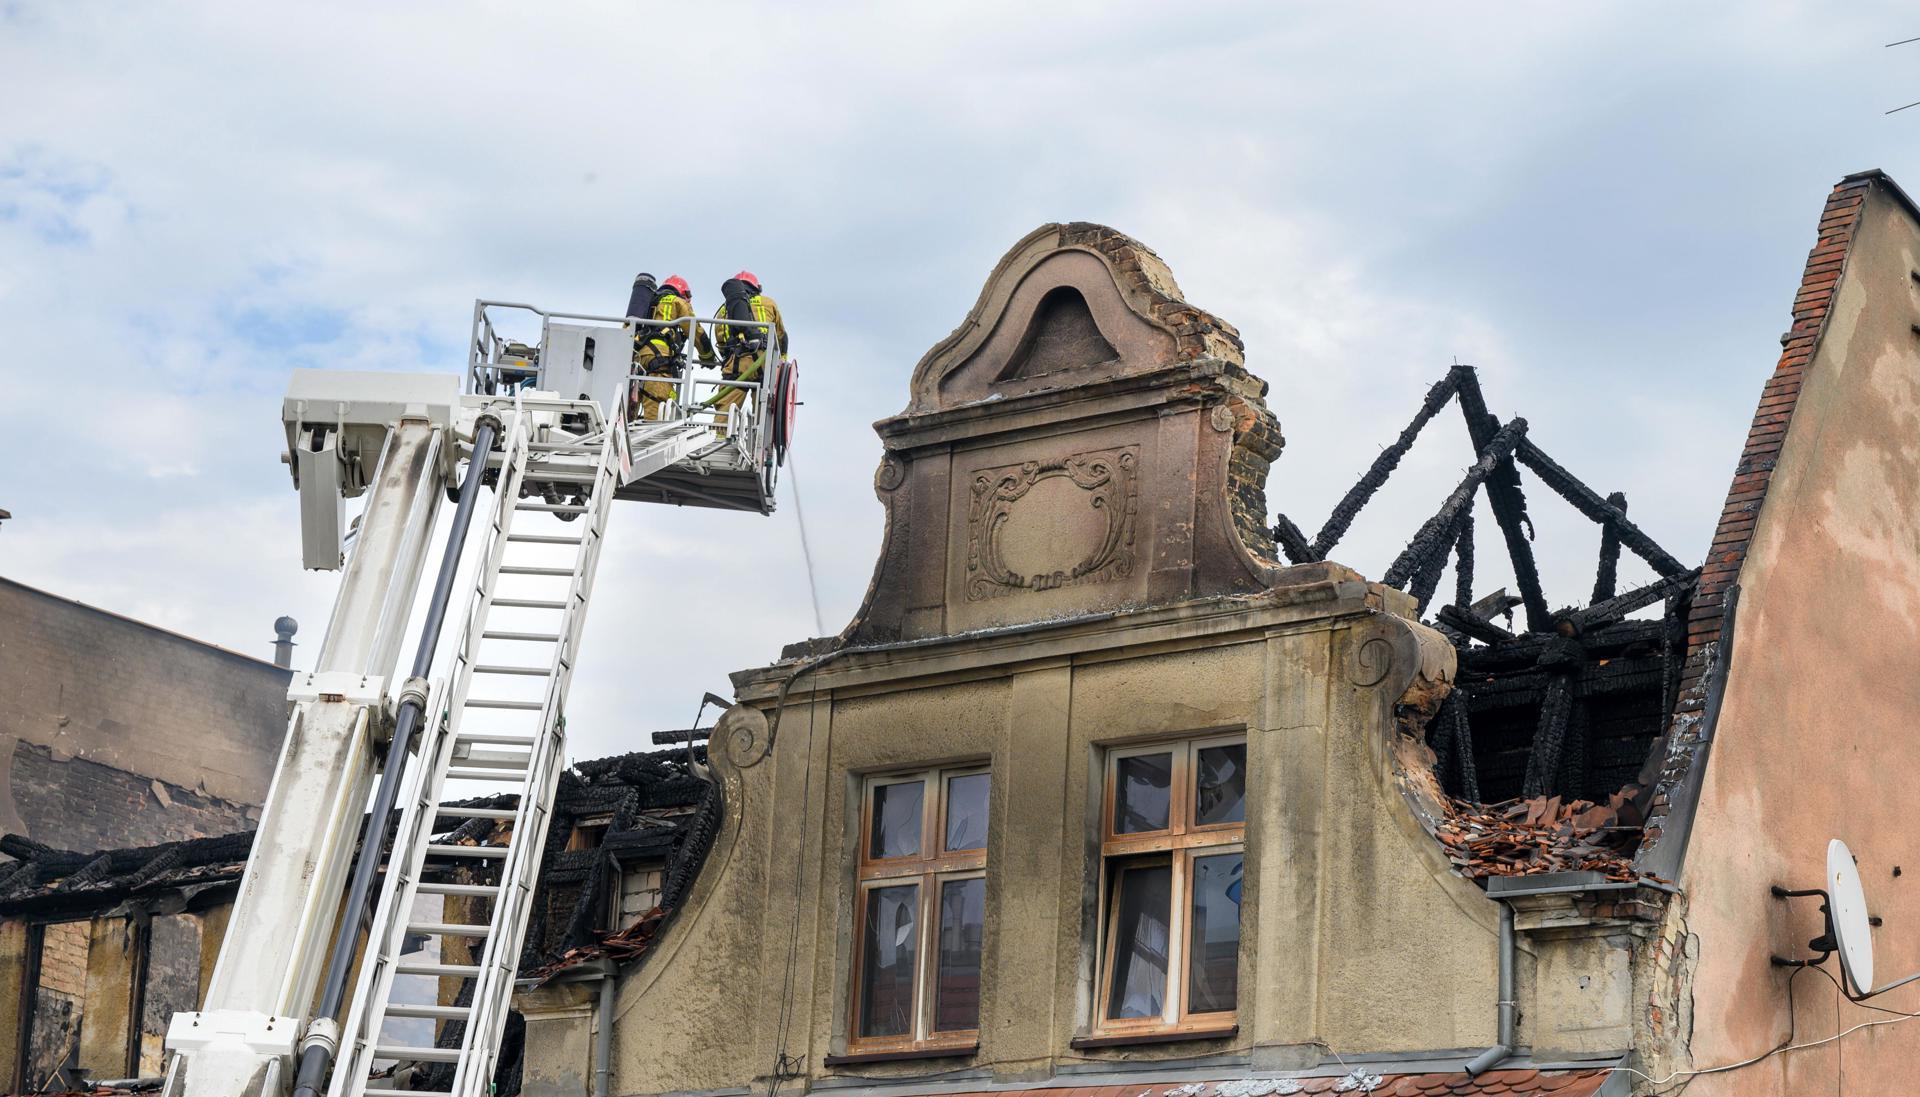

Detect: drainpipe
594,964,616,1097
1464,900,1516,1077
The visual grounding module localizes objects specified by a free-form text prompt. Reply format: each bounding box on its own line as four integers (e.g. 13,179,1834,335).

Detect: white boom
163,303,797,1097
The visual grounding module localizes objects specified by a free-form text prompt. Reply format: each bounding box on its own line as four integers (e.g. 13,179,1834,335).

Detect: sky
3,2,1918,762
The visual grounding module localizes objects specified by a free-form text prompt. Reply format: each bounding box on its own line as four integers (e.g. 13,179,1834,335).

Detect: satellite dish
1829,838,1875,994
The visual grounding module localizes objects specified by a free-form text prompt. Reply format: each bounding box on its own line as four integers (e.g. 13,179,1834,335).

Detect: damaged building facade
0,579,291,851
7,170,1920,1097
513,171,1920,1097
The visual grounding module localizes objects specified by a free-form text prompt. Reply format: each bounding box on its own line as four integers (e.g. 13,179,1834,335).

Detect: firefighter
631,274,714,421
708,272,788,436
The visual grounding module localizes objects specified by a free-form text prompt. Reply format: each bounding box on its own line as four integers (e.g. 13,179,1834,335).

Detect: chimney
272,616,299,669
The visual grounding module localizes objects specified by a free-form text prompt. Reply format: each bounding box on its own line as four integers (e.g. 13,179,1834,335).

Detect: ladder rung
481,630,560,642
393,960,480,978
471,664,553,676
445,767,526,781
456,730,539,746
516,503,587,514
425,844,508,859
372,1044,462,1064
362,1088,441,1097
498,565,576,577
452,749,531,770
432,806,516,821
407,922,491,937
488,599,568,610
506,533,583,545
465,698,543,710
385,1003,474,1021
417,882,503,898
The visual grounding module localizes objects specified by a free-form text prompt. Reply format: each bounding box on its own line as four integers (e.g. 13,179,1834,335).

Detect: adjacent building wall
0,578,289,849
1662,173,1920,1094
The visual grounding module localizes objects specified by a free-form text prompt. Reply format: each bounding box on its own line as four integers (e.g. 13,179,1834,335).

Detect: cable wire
786,456,826,638
1613,965,1920,1089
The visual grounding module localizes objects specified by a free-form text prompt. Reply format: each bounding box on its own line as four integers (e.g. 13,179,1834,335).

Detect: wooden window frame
1093,734,1245,1037
847,765,989,1057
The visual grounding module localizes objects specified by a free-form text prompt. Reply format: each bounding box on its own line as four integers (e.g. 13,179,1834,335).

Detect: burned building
500,171,1920,1097
11,169,1920,1097
0,748,713,1094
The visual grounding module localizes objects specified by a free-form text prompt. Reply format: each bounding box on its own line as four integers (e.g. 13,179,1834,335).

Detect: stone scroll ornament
966,448,1139,601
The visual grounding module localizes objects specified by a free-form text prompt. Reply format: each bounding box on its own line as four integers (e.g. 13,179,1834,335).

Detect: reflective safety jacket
645,292,715,360
713,279,789,360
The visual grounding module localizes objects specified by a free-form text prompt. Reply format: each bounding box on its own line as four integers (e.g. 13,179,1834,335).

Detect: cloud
2,1,1916,754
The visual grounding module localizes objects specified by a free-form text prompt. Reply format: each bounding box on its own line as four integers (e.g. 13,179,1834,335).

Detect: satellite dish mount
1771,838,1918,1001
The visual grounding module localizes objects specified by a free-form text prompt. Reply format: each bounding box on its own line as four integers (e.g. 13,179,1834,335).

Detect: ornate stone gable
837,222,1299,645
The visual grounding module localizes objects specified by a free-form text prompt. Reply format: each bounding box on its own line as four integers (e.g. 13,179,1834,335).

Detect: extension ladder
329,399,618,1097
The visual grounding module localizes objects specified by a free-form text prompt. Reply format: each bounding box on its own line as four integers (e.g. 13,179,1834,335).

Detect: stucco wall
1672,183,1920,1095
534,581,1558,1097
0,578,288,847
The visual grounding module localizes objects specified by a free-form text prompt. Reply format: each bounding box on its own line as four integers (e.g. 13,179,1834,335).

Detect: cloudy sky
4,2,1917,761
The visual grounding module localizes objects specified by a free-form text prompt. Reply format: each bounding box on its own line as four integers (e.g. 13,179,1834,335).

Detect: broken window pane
1115,753,1172,834
1187,853,1243,1014
870,780,924,860
859,884,920,1038
933,877,985,1031
1105,860,1171,1019
139,914,203,1075
944,773,990,852
1194,743,1247,827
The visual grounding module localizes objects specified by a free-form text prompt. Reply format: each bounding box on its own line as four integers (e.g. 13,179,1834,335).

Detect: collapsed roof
1272,364,1693,880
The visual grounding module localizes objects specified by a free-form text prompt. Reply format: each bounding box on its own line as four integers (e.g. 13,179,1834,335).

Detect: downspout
1463,900,1516,1077
594,963,616,1097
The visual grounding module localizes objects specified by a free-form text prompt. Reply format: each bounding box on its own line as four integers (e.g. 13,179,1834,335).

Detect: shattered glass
945,772,990,852
859,884,919,1037
1194,744,1246,826
870,779,924,859
1116,752,1173,833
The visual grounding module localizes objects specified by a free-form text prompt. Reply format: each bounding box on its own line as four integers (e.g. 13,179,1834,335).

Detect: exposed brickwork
1639,173,1877,854
10,741,255,854
1056,222,1246,364
1227,395,1286,561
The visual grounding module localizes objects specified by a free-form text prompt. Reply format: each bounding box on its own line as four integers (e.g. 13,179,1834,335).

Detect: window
849,766,989,1054
611,859,665,928
1095,735,1245,1035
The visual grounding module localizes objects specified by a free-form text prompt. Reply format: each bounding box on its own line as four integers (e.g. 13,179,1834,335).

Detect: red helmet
732,270,760,291
662,275,690,296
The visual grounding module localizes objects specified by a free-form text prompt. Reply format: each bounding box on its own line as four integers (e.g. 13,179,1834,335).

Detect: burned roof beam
1384,417,1527,590
1270,511,1317,565
1592,492,1626,603
1437,603,1517,645
1309,369,1464,559
1515,439,1688,577
1452,368,1552,632
1557,568,1701,636
1453,510,1476,614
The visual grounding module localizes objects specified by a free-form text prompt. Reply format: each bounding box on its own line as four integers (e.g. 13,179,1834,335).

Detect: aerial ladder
163,304,798,1097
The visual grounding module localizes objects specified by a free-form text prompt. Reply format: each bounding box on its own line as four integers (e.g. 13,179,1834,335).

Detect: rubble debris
1436,792,1643,881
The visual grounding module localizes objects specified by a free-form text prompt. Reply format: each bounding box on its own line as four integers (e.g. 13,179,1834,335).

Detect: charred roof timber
1274,364,1698,878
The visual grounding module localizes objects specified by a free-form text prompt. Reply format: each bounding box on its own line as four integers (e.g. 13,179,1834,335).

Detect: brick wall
11,741,256,852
